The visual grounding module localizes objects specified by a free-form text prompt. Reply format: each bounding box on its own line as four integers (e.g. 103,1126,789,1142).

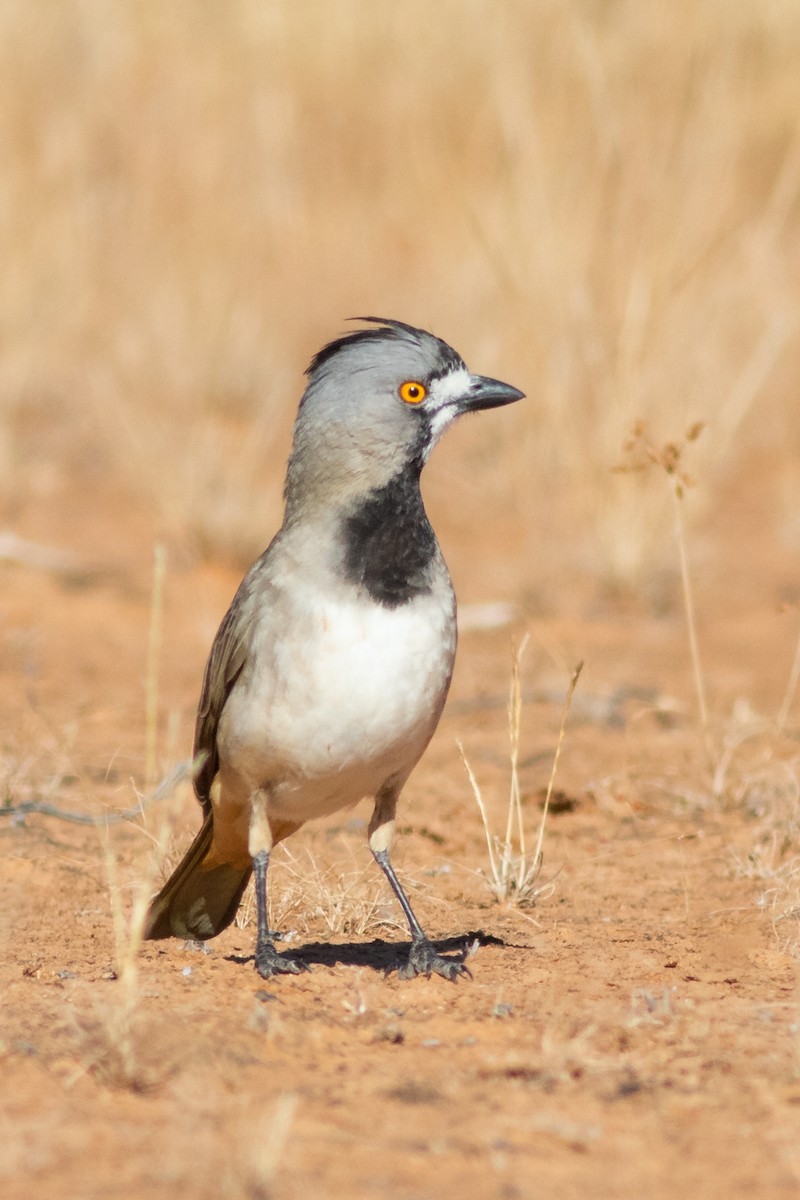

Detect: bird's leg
369,787,470,982
250,791,308,978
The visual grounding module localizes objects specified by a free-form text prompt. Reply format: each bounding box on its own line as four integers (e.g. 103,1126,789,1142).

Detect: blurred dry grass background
1,0,798,589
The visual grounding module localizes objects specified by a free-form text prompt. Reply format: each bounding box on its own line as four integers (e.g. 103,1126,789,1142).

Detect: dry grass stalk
775,606,800,740
70,788,178,1092
71,544,181,1089
615,421,714,772
145,542,167,791
461,642,582,904
95,837,155,1086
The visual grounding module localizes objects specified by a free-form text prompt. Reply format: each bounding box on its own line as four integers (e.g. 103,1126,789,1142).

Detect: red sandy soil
1,474,799,1200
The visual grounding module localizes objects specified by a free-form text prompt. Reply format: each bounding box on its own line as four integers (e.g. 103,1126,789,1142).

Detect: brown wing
191,548,274,811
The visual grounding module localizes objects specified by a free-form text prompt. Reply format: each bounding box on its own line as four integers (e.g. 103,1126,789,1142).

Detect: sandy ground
2,478,800,1200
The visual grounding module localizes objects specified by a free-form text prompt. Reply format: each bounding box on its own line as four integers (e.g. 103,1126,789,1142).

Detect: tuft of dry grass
67,545,192,1089
717,624,800,957
67,794,178,1092
726,724,800,956
234,843,402,940
461,638,581,904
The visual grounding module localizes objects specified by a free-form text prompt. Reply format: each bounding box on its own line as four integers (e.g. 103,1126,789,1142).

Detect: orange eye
399,380,427,405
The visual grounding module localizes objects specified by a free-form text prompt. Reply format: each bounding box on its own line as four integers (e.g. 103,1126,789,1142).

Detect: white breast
217,581,457,822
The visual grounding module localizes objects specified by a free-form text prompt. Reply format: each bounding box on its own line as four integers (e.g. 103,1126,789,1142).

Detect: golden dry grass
0,0,798,582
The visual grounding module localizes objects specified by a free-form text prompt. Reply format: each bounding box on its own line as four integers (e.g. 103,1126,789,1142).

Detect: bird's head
283,317,524,520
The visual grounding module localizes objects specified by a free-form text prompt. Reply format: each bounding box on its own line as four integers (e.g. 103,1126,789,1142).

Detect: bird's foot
255,939,309,978
398,936,472,982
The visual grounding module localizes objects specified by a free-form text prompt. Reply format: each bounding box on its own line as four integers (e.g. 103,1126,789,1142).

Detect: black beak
459,374,525,413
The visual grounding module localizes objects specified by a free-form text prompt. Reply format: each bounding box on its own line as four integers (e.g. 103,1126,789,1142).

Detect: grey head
283,317,524,523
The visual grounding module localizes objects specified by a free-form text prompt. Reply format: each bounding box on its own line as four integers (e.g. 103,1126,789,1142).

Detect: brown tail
143,812,252,941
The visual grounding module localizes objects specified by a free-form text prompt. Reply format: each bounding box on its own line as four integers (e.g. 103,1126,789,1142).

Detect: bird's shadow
225,929,505,974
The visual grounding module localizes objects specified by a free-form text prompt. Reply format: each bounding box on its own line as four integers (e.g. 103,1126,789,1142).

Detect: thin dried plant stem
145,542,167,791
532,660,584,872
102,842,138,1082
90,791,177,1088
457,739,500,886
616,420,713,773
0,757,199,826
669,482,713,770
776,614,800,739
507,634,529,888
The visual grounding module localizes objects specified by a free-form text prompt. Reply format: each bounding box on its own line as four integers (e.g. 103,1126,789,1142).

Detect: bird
143,317,523,980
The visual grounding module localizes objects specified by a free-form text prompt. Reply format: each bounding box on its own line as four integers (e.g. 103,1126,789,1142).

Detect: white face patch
431,366,472,406
423,367,473,458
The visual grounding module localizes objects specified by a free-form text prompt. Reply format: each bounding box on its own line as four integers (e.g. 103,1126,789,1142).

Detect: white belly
216,585,456,823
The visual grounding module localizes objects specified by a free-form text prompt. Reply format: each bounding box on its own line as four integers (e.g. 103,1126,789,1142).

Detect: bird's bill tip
460,375,525,413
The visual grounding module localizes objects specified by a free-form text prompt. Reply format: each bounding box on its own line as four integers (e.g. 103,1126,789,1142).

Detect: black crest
307,317,465,381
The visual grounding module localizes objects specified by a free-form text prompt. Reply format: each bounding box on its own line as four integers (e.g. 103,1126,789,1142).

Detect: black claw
398,937,472,982
255,941,310,979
